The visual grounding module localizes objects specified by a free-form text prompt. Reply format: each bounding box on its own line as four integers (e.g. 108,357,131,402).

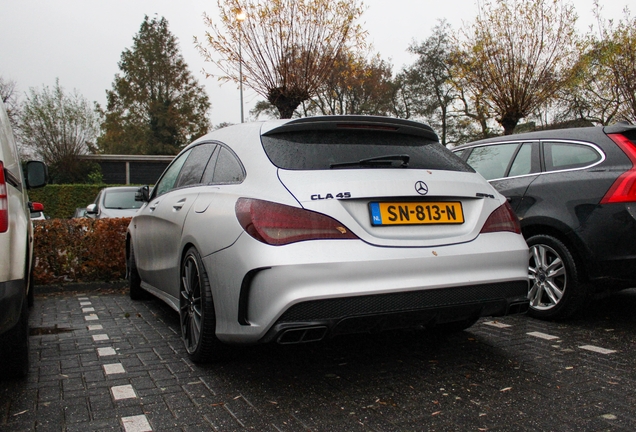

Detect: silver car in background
127,116,529,362
86,186,143,219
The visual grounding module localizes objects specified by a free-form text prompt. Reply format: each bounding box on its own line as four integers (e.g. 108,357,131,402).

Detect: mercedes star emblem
415,181,429,195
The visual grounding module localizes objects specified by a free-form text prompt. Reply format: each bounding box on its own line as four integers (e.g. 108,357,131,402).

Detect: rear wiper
330,154,410,169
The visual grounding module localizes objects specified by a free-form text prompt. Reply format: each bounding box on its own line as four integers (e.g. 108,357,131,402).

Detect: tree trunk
499,112,522,135
268,87,310,119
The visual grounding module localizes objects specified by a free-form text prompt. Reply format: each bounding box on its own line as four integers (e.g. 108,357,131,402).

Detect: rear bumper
261,281,529,344
0,279,25,336
201,231,529,344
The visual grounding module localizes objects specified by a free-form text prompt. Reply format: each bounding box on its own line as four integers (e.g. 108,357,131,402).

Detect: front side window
153,149,192,198
466,143,519,180
543,142,602,171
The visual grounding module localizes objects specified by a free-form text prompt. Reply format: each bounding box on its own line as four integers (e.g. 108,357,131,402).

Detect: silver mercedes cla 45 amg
126,116,529,362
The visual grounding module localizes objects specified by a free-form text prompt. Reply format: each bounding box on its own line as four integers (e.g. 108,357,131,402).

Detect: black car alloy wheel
179,247,223,362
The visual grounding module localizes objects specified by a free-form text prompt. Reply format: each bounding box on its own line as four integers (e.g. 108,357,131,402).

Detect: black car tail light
601,133,636,204
235,198,358,245
0,161,8,233
480,201,521,235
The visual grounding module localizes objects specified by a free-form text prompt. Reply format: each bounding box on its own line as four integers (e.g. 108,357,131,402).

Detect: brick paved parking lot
1,287,635,431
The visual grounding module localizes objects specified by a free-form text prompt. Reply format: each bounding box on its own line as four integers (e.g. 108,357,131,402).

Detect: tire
526,234,589,320
179,247,229,363
128,246,148,300
0,297,30,379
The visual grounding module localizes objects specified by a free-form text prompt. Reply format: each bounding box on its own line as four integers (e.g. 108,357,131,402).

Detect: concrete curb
34,280,128,295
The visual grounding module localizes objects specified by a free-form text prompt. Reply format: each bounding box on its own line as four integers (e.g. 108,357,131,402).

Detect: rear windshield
103,190,143,209
261,130,474,172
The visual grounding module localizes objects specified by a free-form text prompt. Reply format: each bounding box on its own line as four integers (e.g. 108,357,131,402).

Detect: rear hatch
261,116,503,247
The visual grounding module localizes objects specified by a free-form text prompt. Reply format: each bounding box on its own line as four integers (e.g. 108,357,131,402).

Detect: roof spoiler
261,115,439,141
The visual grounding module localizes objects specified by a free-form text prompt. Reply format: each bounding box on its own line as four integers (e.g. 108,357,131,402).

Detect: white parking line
103,363,126,375
97,347,116,357
484,321,512,328
87,324,103,331
77,297,89,301
579,345,617,355
527,331,560,340
82,307,95,312
80,301,91,306
111,384,137,400
92,334,109,342
122,415,152,432
84,314,99,321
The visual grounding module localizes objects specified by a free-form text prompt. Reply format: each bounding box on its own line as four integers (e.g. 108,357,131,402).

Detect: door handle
173,198,186,211
149,201,160,211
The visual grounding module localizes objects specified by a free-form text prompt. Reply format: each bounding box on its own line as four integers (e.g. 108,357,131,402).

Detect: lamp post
236,9,246,123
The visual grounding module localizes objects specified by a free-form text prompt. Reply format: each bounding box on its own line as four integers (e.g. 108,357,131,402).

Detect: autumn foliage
33,218,130,285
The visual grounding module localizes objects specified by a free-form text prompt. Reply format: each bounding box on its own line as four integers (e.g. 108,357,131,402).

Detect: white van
0,99,46,378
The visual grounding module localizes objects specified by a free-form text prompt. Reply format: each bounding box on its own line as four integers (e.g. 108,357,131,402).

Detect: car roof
455,123,636,149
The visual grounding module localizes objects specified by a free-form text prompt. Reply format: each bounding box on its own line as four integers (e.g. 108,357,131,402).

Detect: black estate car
454,123,636,320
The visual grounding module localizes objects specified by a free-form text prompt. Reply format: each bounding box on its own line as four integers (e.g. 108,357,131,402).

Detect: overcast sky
0,0,630,127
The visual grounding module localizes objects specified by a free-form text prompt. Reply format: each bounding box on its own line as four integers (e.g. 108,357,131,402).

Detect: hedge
28,184,132,219
33,218,130,285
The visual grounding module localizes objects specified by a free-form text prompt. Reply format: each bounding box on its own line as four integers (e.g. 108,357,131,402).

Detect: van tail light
601,133,636,204
0,162,8,233
235,198,358,245
480,201,521,234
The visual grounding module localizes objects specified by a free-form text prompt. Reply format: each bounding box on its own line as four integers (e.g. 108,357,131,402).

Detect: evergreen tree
99,16,211,155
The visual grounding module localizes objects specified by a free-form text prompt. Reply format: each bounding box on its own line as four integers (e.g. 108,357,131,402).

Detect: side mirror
25,161,48,189
86,203,98,214
135,185,150,202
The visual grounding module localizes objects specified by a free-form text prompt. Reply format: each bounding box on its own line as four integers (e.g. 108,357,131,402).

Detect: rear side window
201,145,245,185
261,130,472,172
543,142,601,171
176,144,217,188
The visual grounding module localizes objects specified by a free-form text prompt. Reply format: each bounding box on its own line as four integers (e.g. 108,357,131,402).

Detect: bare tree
458,0,580,134
595,6,636,123
19,79,99,183
0,77,20,130
196,0,366,119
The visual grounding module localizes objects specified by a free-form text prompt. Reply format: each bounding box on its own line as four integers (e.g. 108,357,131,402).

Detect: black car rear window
261,130,473,172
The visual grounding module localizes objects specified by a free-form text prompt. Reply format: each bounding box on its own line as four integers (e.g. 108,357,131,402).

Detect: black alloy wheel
179,247,226,362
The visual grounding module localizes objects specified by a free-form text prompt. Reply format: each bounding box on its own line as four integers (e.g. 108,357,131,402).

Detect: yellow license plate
369,201,464,226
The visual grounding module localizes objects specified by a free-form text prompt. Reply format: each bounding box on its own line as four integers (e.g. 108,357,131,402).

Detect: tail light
480,201,521,234
235,198,358,245
600,133,636,204
0,162,8,233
